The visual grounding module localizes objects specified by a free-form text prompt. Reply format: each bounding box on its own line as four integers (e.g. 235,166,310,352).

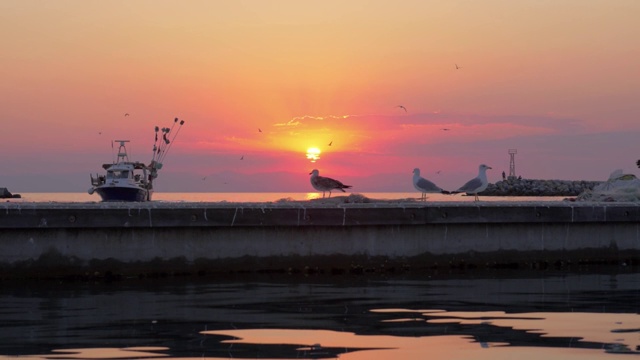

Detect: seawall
1,201,639,279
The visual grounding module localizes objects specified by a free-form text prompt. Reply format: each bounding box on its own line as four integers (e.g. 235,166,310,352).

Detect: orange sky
1,1,639,192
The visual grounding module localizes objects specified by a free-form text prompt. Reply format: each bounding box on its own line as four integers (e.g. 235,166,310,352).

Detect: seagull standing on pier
413,168,448,201
309,169,352,198
453,164,492,201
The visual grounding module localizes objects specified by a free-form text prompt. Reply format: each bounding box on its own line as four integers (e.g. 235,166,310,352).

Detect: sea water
0,272,637,359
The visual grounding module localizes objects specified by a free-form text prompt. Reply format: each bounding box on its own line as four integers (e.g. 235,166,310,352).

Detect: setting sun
306,147,321,163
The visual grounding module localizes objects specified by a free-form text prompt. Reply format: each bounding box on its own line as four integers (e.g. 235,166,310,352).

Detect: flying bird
441,128,450,131
240,155,244,160
455,63,461,70
397,105,407,112
309,169,352,198
328,141,333,146
124,113,130,117
258,128,262,133
453,164,492,201
412,168,449,201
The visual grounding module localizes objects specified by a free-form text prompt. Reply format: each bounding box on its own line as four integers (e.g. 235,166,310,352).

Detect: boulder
0,188,21,199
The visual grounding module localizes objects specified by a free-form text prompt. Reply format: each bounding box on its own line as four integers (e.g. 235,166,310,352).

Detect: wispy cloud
273,114,353,127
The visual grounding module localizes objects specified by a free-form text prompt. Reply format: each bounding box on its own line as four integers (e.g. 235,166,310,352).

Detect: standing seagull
412,168,448,201
309,169,352,198
454,164,492,201
397,105,408,112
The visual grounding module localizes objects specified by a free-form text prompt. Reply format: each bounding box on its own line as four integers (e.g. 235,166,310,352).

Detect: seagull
124,113,130,117
309,169,352,198
258,128,262,133
413,168,448,201
328,141,332,146
453,164,492,201
455,63,461,70
397,105,407,112
240,155,244,160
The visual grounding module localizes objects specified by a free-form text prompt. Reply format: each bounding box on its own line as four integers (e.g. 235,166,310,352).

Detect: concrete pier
1,201,639,278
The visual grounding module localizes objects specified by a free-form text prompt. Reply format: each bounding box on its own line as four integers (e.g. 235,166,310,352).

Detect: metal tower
508,149,517,178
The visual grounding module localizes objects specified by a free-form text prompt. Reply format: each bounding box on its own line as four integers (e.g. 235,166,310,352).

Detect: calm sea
10,192,569,203
0,272,638,359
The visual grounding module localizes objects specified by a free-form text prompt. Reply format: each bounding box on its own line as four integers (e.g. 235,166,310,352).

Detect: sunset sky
1,1,639,193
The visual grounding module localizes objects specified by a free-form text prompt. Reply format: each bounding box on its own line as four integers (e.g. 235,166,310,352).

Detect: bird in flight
258,128,262,133
328,141,333,146
455,63,461,70
124,113,130,117
441,128,450,131
240,155,244,160
397,105,407,112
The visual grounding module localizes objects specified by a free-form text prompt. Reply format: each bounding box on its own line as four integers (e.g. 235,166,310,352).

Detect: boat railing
90,174,106,186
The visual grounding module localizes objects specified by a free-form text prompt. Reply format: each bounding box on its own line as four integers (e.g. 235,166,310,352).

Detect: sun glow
306,147,321,162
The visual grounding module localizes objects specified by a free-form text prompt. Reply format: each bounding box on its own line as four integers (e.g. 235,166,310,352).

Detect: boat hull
94,186,151,202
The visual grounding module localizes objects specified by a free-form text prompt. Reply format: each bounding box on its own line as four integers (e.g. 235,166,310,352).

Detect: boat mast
114,140,130,163
149,117,185,179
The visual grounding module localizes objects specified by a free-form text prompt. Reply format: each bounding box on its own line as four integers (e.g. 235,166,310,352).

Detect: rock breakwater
480,178,601,196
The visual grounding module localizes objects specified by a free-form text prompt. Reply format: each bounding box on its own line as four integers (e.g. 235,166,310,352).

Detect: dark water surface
1,270,638,359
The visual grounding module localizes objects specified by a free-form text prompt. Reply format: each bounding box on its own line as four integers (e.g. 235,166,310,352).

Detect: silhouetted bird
397,105,407,112
452,164,492,201
412,168,448,201
309,169,352,198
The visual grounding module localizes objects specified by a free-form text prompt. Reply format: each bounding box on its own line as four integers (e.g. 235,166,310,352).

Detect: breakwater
0,200,638,279
481,178,601,196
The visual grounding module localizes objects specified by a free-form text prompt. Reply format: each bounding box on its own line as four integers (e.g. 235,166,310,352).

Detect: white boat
89,118,185,202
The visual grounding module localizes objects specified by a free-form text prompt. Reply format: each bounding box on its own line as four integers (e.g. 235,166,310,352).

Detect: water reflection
0,271,638,359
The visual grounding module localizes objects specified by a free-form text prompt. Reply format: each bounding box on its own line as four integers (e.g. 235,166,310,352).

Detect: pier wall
1,202,639,278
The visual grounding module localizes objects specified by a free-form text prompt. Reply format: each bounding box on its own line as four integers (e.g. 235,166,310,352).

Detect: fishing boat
88,118,185,201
